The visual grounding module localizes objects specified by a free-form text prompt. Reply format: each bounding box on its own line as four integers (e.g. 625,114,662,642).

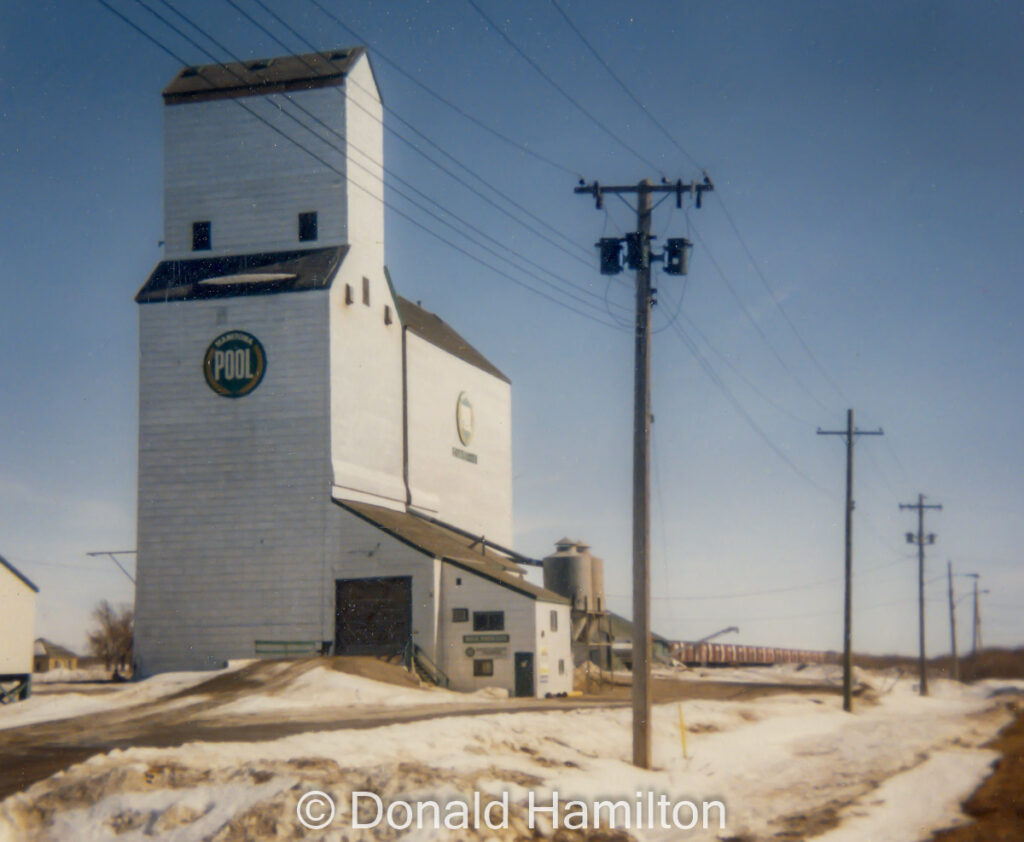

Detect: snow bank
0,668,1013,841
0,663,246,731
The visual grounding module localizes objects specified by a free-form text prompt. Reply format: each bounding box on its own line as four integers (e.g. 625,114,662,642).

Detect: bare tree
87,600,134,678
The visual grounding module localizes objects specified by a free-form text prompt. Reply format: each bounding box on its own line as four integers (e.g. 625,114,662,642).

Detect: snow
812,749,999,842
0,662,249,731
0,668,1015,841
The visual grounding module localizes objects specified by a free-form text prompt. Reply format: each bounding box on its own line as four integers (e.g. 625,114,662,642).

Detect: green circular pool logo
456,392,474,446
203,331,266,398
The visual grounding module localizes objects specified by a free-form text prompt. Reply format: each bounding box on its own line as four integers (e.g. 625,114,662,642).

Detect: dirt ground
930,700,1024,842
853,647,1024,683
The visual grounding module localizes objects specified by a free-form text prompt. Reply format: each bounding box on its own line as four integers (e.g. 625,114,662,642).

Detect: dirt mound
167,656,421,701
931,700,1024,841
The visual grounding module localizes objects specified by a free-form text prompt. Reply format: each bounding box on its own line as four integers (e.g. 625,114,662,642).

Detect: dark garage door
334,577,412,656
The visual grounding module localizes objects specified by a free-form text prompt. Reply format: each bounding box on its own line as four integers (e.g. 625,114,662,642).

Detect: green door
514,651,534,697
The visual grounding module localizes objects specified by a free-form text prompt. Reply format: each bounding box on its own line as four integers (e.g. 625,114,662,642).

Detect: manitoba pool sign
203,331,266,398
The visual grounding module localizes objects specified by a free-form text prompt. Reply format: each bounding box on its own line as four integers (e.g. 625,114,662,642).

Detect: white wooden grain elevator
133,48,572,697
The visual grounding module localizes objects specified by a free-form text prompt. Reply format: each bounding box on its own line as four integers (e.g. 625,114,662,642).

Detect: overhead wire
465,0,666,175
548,0,702,172
548,0,856,422
668,317,839,501
240,0,598,266
689,224,831,413
712,196,849,404
304,0,582,179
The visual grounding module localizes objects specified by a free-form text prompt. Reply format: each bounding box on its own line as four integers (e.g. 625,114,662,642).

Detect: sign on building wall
203,331,266,398
452,391,478,463
456,392,474,445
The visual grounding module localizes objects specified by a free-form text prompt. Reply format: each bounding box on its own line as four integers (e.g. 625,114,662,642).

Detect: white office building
133,48,572,696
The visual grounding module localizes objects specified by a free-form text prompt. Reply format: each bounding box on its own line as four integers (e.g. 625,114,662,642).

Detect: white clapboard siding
136,293,331,673
436,562,539,694
163,85,347,259
405,332,513,547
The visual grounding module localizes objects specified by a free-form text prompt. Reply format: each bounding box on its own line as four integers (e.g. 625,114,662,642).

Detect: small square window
473,659,494,677
550,610,558,632
362,276,370,306
455,577,462,586
384,304,392,325
473,611,504,632
298,211,318,242
345,283,353,305
558,659,565,675
192,221,211,251
452,608,468,623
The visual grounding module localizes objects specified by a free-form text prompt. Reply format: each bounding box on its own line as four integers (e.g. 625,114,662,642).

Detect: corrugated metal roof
135,247,346,303
337,500,568,604
0,554,39,593
396,296,510,383
163,48,364,105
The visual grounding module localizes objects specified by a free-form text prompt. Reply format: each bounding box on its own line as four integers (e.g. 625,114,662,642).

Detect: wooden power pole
947,561,959,682
900,494,942,696
574,175,712,768
817,409,882,712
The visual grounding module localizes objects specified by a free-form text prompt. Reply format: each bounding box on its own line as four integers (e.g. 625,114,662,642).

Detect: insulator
597,238,623,275
664,237,692,275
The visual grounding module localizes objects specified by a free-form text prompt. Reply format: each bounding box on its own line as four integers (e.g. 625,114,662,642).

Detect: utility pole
899,494,942,696
965,573,984,655
947,561,959,682
817,409,883,712
575,175,713,769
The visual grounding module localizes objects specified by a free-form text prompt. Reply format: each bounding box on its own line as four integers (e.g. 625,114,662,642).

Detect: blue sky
1,0,1021,657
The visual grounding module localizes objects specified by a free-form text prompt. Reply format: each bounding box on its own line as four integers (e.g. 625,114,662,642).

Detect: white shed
0,555,39,701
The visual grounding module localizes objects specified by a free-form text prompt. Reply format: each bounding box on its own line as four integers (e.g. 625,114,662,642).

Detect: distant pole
947,561,959,682
968,574,983,655
900,494,942,696
817,409,883,712
574,174,713,769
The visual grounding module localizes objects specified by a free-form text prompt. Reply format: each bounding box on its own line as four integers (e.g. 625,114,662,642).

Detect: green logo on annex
456,391,474,446
203,331,266,398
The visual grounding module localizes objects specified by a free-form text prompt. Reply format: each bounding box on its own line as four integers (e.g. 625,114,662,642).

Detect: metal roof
337,500,569,604
163,48,364,105
396,296,510,383
0,554,39,593
135,247,346,303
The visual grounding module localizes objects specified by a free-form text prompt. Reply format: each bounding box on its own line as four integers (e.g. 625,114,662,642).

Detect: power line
304,0,581,179
679,311,812,425
670,318,839,501
712,194,848,403
545,0,853,428
239,0,598,266
548,0,854,420
466,0,665,174
548,0,701,172
688,224,831,413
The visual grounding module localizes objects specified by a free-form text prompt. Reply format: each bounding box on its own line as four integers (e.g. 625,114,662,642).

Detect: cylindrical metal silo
542,539,594,612
590,555,605,614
